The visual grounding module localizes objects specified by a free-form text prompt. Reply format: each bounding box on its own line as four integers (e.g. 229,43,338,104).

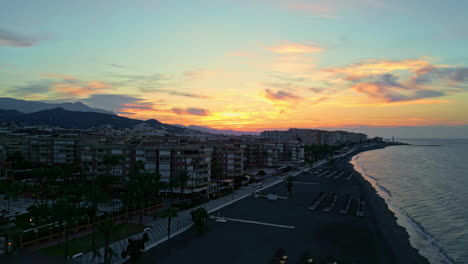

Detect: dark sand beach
138,143,430,264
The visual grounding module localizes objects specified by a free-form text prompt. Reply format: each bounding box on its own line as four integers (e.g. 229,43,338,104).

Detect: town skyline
2,0,468,134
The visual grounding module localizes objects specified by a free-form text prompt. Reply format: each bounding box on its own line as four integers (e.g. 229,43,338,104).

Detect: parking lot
139,167,392,264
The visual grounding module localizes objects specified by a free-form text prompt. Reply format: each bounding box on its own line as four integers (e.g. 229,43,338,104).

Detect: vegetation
38,223,147,258
121,233,149,261
161,207,179,239
190,208,209,233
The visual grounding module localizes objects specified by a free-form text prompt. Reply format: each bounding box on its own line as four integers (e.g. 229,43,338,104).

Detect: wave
389,203,455,264
351,153,455,264
375,182,392,198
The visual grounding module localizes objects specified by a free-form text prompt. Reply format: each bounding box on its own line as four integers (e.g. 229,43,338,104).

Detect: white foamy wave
351,150,457,264
389,203,455,264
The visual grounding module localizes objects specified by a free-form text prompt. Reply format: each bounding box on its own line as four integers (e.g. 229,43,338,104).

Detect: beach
344,144,430,264
137,143,430,264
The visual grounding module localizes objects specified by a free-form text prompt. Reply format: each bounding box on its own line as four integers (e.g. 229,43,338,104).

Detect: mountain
0,108,196,134
176,124,260,136
0,97,116,115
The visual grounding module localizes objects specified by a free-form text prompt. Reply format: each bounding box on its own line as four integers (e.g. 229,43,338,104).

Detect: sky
1,0,468,135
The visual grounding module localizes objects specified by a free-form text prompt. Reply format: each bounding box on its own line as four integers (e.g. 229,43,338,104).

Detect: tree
285,176,294,198
6,151,30,170
190,157,201,190
125,162,154,225
3,181,20,212
167,176,180,206
102,155,120,176
86,174,111,260
190,208,209,233
98,217,118,264
148,173,162,219
162,207,179,239
53,199,77,259
211,164,223,179
121,233,149,261
177,171,190,200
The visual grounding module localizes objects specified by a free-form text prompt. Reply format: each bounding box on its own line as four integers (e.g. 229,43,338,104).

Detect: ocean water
351,139,468,264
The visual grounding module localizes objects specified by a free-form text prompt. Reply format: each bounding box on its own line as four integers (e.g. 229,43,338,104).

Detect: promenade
75,167,308,264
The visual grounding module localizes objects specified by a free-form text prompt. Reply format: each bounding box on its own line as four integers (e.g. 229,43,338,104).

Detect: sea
351,139,468,264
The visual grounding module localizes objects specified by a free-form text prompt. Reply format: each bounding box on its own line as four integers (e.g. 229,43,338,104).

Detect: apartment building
170,145,212,193
211,143,244,179
80,137,135,178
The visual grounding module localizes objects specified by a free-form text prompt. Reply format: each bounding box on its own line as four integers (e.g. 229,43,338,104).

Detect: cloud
42,73,78,80
0,29,44,47
309,87,325,93
11,80,52,97
113,73,177,91
81,94,157,113
265,81,326,94
109,63,127,69
279,0,387,17
270,75,306,82
265,42,323,54
411,66,468,86
151,89,214,99
183,70,219,81
51,80,111,97
11,77,112,99
264,89,301,101
171,107,210,116
351,73,445,102
319,58,468,103
322,58,432,81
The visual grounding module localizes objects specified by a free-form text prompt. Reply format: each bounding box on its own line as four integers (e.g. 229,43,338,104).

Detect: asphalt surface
138,163,393,264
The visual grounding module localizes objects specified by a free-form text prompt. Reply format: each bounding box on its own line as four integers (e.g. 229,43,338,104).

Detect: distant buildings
0,125,369,195
0,127,305,196
261,128,367,146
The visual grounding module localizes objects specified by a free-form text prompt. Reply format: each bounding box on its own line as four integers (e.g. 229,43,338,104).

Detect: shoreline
344,143,431,264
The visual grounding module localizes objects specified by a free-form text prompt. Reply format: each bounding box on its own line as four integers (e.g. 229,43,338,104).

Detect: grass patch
38,223,148,257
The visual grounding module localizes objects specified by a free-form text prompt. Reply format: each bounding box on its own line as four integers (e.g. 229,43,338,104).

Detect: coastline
134,142,435,264
345,143,431,264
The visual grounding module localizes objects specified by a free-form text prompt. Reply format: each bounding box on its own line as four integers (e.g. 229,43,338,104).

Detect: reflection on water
351,139,468,264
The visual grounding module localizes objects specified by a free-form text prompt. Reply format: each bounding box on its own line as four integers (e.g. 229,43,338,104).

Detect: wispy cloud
278,0,388,17
42,73,78,80
264,89,301,101
171,107,210,116
81,94,158,114
109,63,127,69
152,89,214,99
0,29,45,47
265,42,324,54
322,58,468,103
11,77,112,99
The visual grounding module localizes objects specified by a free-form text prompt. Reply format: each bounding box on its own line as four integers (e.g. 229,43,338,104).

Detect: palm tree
4,181,20,212
190,208,209,233
125,162,152,225
87,175,109,260
167,176,180,206
54,199,76,260
148,173,163,219
98,217,118,264
190,157,201,192
285,176,294,198
177,171,189,201
102,154,120,176
162,207,179,239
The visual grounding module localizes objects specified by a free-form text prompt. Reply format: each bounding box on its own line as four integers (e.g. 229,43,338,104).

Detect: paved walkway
74,167,308,264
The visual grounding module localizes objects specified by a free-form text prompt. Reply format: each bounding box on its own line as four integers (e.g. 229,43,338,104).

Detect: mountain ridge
0,108,195,134
0,97,116,115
